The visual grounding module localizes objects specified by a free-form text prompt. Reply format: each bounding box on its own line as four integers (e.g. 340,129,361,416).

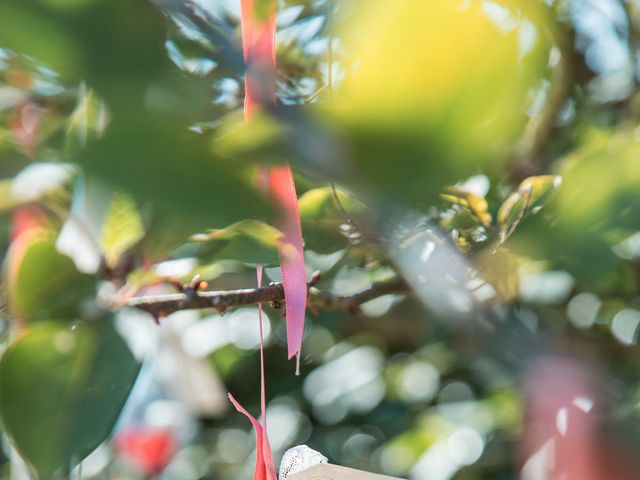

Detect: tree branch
123,276,408,319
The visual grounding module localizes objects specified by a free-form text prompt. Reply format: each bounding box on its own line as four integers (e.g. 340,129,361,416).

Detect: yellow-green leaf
441,186,492,227
497,175,561,233
66,86,108,151
100,191,144,269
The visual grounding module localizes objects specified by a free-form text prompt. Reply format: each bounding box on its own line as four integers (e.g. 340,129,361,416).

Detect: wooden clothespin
289,464,404,480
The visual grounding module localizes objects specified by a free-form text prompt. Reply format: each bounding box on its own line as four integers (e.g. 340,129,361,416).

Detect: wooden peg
288,464,404,480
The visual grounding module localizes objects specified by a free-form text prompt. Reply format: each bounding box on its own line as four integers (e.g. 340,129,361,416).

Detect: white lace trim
279,445,328,479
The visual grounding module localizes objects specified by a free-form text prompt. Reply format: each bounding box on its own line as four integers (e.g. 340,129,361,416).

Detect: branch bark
123,276,408,319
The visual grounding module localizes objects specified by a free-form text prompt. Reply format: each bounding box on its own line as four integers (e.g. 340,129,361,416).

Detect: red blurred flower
114,427,178,477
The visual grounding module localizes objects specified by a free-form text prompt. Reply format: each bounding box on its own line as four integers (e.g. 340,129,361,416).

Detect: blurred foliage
7,230,95,321
1,0,640,479
0,321,138,479
190,220,283,266
100,192,145,270
298,186,373,253
327,0,552,205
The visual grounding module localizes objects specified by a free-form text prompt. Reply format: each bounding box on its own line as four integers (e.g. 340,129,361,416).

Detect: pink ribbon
241,0,307,368
228,265,277,480
229,2,307,478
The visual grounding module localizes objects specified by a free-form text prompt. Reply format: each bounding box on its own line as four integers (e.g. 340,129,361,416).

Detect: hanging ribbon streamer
267,167,306,368
228,265,277,480
241,0,307,368
229,1,306,478
229,393,277,480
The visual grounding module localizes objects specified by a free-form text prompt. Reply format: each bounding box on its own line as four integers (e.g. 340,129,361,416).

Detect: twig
495,184,534,251
510,14,573,182
327,0,333,97
331,182,355,226
307,276,407,313
304,84,328,103
122,276,408,319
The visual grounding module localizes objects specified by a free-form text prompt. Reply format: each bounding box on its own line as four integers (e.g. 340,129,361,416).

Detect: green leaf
100,191,144,269
77,116,268,231
0,320,139,479
8,232,96,321
0,0,170,104
0,2,81,76
190,220,283,266
299,186,372,253
512,129,640,284
554,129,640,231
215,111,290,165
497,175,561,235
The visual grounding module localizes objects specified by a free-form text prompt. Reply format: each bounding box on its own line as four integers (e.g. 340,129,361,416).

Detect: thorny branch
123,274,408,320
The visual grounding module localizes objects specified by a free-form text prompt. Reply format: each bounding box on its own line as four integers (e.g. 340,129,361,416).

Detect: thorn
189,274,202,290
269,299,283,309
347,303,361,315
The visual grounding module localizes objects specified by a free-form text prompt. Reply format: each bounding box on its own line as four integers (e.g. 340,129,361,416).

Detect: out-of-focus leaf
138,216,202,262
441,186,492,227
554,129,640,232
209,344,249,380
0,320,139,479
100,191,144,269
77,116,269,232
0,0,170,106
0,179,21,213
497,175,561,235
65,86,108,151
512,130,640,286
0,2,81,76
298,186,372,253
329,0,551,203
473,248,520,301
190,220,283,266
215,111,290,165
7,232,95,321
